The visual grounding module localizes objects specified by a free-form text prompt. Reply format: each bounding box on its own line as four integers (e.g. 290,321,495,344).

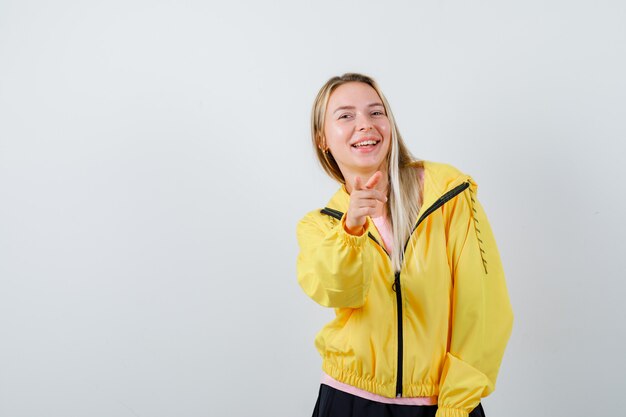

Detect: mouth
351,139,381,149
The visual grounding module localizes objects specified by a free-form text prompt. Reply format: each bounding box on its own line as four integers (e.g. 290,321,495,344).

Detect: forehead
327,82,382,109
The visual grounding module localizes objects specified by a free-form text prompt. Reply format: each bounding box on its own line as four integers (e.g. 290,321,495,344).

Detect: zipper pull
392,271,400,292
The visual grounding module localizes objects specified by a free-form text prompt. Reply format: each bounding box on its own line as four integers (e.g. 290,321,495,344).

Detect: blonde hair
311,73,424,272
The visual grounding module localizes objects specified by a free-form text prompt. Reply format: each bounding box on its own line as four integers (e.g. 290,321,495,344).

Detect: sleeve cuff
435,407,470,417
340,215,372,245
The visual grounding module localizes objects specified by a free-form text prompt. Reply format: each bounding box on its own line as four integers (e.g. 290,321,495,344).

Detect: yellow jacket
296,160,513,417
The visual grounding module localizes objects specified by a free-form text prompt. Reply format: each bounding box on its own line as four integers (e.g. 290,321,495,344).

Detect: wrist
344,221,365,236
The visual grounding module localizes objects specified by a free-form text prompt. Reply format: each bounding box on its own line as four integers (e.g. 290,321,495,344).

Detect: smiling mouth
351,140,381,148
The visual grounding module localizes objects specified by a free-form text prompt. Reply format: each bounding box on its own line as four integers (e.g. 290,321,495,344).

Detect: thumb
353,176,363,191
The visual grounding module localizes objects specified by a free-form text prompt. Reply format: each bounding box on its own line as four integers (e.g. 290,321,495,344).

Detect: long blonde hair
311,73,424,272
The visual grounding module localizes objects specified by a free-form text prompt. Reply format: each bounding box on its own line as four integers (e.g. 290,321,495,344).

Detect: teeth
353,140,378,147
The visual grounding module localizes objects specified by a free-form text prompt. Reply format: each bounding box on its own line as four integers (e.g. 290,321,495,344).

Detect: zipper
320,180,471,397
393,271,403,396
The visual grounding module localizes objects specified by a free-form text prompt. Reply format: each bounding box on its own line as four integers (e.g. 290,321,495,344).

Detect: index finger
364,171,383,189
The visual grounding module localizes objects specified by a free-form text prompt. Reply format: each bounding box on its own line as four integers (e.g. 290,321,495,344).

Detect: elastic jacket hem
323,361,440,399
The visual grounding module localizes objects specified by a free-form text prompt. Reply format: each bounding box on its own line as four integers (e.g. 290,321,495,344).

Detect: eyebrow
333,102,384,114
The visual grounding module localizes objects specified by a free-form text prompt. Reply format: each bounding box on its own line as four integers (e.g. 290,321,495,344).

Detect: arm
437,182,514,417
296,211,376,308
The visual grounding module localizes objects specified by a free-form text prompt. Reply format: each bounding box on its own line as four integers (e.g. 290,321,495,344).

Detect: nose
356,112,373,131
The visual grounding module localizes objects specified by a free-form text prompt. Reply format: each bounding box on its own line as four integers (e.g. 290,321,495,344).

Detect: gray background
1,1,625,416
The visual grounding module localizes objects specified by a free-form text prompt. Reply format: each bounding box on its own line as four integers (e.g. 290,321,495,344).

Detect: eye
338,113,353,119
372,111,385,116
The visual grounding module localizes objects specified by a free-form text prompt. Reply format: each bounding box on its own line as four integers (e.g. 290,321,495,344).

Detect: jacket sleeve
296,210,376,308
436,181,514,417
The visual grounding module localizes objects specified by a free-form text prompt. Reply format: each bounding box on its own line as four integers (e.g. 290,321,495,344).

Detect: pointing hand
344,171,388,235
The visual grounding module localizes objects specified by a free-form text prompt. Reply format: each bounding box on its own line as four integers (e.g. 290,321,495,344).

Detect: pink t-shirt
372,213,393,253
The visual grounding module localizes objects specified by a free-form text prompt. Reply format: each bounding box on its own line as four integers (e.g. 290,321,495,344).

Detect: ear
317,134,327,152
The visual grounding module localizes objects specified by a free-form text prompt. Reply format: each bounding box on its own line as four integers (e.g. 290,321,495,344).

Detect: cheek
326,123,349,143
377,121,392,140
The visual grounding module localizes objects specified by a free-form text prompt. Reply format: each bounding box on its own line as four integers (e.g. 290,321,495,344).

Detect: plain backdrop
1,1,625,416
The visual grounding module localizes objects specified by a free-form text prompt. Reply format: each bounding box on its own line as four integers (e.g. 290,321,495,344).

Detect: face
323,82,391,180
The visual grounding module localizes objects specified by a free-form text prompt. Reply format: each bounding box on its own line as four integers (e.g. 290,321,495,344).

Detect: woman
296,73,514,417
